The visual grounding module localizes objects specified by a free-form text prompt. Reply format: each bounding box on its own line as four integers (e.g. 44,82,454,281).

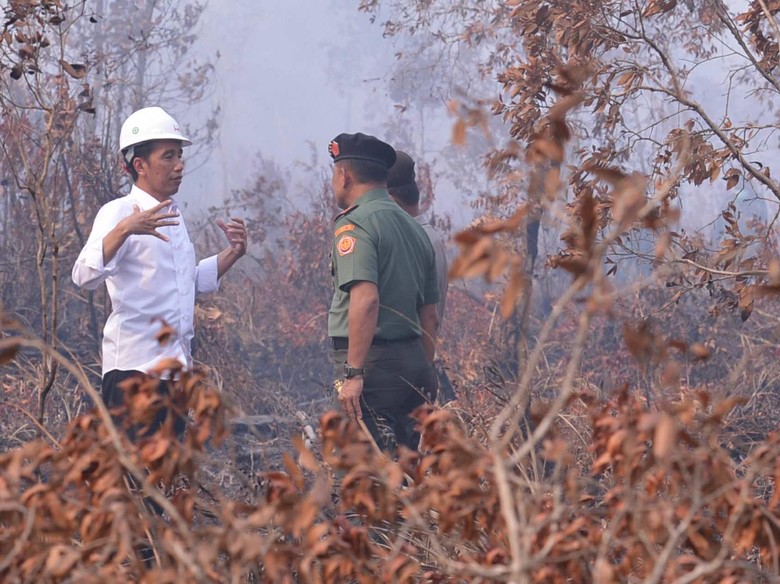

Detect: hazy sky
185,1,398,210
179,1,780,237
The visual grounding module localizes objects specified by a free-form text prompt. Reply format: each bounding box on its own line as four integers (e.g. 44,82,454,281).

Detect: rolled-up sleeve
195,254,220,296
72,203,126,290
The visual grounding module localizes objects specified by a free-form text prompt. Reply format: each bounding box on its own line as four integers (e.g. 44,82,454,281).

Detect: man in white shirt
72,106,247,429
387,151,455,403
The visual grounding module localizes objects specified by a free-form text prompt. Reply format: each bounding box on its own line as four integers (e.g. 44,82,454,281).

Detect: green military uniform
329,188,439,339
328,187,439,451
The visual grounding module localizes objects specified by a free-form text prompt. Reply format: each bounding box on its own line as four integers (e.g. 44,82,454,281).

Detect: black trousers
332,338,436,452
101,369,186,564
101,369,186,440
435,361,456,404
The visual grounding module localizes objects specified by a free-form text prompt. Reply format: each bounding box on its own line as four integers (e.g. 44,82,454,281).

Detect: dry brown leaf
452,119,466,145
148,357,184,376
486,248,511,283
594,557,615,583
611,175,648,230
655,232,671,260
155,321,176,345
500,265,524,319
653,413,676,462
661,360,681,387
141,437,170,462
586,164,627,185
479,204,529,234
203,307,222,321
548,91,584,122
0,338,20,365
283,452,304,491
44,545,80,578
623,322,654,363
739,285,754,321
459,256,492,279
453,229,481,245
59,59,87,79
769,259,780,285
528,137,564,163
689,342,710,360
293,434,320,472
545,166,562,200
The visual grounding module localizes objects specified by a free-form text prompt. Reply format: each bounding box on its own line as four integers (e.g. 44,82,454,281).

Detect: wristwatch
343,363,366,379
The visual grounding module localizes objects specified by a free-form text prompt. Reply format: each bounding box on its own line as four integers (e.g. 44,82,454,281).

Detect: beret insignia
328,140,340,158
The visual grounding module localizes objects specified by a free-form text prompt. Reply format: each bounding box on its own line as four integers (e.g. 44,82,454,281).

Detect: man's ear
340,163,352,189
132,156,145,177
333,163,346,189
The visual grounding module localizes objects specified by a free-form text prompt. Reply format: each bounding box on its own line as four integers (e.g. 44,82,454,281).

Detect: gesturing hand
216,217,248,257
120,199,179,242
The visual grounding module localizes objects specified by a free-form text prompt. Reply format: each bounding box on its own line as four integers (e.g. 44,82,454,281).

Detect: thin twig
673,258,768,278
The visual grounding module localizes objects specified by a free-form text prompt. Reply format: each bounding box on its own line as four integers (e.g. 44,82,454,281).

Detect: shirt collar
354,188,390,206
130,184,173,210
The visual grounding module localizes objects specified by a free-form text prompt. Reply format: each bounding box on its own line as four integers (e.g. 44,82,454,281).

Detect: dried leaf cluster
2,347,779,582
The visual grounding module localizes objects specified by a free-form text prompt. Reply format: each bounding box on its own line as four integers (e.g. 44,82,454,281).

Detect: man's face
331,162,349,209
135,139,184,199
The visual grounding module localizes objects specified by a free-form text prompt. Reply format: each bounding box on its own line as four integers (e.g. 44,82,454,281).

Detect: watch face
343,364,363,378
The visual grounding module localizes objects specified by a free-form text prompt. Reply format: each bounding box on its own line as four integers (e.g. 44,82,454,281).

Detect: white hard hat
119,106,191,163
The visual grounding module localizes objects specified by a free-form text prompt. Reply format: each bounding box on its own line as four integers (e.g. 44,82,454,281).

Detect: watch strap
343,364,366,378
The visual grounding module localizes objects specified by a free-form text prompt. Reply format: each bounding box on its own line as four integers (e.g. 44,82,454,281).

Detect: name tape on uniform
335,224,356,237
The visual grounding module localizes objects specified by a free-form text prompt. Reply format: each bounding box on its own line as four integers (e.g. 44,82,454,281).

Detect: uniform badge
328,140,340,158
335,224,355,237
337,234,356,256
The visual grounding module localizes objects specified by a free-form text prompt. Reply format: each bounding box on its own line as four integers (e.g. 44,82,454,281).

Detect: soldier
387,151,455,403
328,132,439,452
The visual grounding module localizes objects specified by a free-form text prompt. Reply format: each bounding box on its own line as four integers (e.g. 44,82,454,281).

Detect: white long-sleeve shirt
72,185,219,374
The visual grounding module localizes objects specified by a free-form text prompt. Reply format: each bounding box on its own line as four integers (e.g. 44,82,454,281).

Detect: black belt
331,336,418,350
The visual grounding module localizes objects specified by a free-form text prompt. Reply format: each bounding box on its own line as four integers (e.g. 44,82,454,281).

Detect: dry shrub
1,351,779,583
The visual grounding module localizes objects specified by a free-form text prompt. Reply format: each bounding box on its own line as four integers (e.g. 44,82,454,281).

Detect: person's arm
72,199,178,290
418,302,439,363
102,200,179,265
346,281,379,370
216,217,247,278
194,217,248,297
338,281,379,421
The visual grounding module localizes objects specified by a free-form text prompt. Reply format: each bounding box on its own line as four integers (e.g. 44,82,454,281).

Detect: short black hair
388,183,420,207
123,141,155,182
344,158,389,184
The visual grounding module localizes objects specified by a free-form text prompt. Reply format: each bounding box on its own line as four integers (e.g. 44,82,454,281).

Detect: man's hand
338,376,363,421
216,217,247,257
103,200,179,265
119,200,179,242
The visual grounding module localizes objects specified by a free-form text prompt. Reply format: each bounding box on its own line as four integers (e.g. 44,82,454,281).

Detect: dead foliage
2,349,779,582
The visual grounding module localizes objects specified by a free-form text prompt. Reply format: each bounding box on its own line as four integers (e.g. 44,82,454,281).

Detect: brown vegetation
3,0,780,582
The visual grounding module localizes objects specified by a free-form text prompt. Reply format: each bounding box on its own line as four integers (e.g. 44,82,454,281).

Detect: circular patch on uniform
337,234,356,256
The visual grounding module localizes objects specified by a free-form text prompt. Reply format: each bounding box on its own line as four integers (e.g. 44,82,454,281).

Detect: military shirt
328,188,439,340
